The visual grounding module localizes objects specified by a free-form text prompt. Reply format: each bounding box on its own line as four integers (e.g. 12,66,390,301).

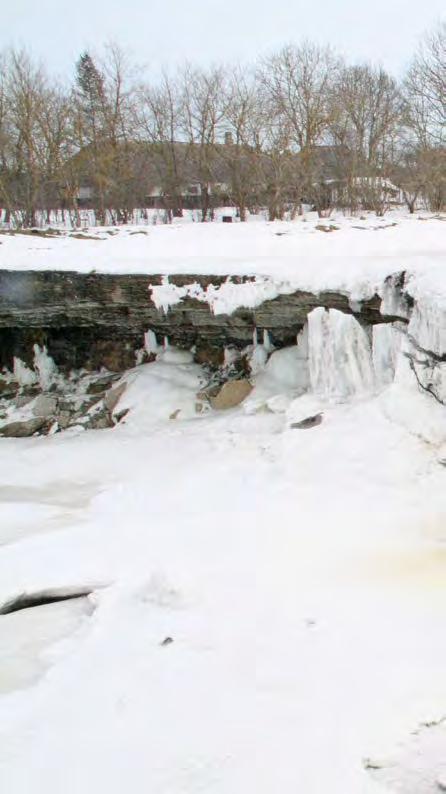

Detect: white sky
1,0,444,80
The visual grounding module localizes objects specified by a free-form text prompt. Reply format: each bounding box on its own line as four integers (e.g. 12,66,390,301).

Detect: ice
144,329,159,355
33,345,57,391
248,344,268,375
13,357,37,387
308,307,375,399
0,597,92,694
380,274,412,320
372,323,404,387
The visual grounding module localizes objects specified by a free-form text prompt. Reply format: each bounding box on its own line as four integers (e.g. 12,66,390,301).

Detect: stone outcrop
0,270,408,372
210,379,253,410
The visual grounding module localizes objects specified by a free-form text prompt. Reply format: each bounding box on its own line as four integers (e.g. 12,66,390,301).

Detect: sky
1,0,444,80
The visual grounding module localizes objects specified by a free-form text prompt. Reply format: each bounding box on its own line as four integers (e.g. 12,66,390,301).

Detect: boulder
33,394,58,418
104,382,127,412
0,417,47,437
210,379,253,410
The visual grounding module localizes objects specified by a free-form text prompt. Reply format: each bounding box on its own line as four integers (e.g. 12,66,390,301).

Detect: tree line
0,22,444,227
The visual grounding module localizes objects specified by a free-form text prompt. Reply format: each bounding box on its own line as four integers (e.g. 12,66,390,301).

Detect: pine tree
75,52,106,145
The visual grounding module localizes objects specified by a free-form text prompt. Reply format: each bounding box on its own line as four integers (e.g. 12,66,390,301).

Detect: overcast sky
1,0,444,79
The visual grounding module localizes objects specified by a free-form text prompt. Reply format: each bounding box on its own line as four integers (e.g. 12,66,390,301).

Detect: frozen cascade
144,330,159,355
372,323,404,387
308,308,374,399
33,345,57,391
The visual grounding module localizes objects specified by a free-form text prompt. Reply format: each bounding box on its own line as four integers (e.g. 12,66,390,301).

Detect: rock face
0,270,408,372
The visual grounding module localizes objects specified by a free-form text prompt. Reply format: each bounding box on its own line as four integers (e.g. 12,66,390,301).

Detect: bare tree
329,63,402,213
137,70,186,219
180,64,229,221
405,21,445,147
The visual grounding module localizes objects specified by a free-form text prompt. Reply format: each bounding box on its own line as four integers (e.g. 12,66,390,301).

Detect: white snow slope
1,211,446,793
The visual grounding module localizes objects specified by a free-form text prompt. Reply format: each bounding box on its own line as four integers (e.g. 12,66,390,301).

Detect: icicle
252,327,258,347
263,329,273,351
144,329,159,355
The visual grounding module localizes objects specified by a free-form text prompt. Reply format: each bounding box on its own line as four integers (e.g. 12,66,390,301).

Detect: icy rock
308,307,374,399
33,394,58,418
408,298,446,358
287,395,324,426
210,379,253,410
0,417,47,437
265,394,292,413
380,273,412,320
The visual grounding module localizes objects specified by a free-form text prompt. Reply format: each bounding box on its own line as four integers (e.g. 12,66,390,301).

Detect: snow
1,210,446,793
0,212,444,301
2,367,446,793
13,357,37,387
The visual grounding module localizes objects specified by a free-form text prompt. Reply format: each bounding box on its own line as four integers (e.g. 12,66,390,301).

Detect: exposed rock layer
0,270,407,371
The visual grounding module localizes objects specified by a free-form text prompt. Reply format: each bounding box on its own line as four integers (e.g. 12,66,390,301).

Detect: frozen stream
1,308,446,792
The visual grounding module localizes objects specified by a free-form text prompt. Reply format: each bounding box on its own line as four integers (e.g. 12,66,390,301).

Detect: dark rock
0,380,18,399
290,413,323,430
160,637,174,647
0,586,93,615
87,374,120,394
0,417,48,437
114,408,129,424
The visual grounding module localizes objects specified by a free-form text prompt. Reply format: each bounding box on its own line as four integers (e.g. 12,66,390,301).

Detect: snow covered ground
1,211,446,793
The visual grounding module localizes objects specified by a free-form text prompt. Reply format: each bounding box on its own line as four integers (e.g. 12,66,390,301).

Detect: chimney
224,131,233,146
